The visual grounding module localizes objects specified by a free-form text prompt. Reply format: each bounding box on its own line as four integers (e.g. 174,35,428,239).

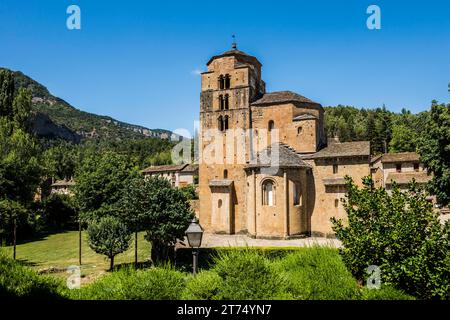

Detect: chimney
327,135,340,145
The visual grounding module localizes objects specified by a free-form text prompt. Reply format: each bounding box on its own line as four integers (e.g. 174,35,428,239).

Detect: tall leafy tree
74,151,137,221
121,176,193,264
389,124,417,152
417,102,450,205
0,70,14,118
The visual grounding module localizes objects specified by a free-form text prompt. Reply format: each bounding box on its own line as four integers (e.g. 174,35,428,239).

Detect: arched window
223,169,228,179
224,74,231,89
334,199,339,208
224,116,229,131
224,94,229,110
297,126,303,135
218,199,223,208
262,180,275,206
218,116,224,131
218,75,224,90
268,120,275,132
293,182,301,206
219,95,224,110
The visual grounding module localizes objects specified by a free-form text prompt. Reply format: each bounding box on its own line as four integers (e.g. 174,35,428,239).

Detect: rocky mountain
1,68,180,143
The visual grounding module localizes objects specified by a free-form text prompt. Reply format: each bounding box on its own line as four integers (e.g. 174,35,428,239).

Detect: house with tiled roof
141,163,198,188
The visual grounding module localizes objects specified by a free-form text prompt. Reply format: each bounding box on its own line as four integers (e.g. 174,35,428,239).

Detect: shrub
182,271,222,300
211,249,290,300
332,177,450,299
74,266,185,300
0,250,64,299
361,285,415,300
273,247,360,300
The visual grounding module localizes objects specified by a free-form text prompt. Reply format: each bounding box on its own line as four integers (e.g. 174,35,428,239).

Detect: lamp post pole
192,249,199,275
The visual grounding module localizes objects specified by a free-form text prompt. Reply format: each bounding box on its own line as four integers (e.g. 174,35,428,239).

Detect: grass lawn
2,231,151,285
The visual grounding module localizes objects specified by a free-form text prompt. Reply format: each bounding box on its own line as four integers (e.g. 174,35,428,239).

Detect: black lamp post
185,217,204,275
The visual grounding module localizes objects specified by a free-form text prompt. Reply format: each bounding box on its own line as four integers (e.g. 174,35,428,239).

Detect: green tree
331,176,450,299
389,124,417,152
0,199,28,258
121,176,193,264
12,88,32,129
0,119,42,204
74,151,137,222
417,102,450,206
87,216,131,270
0,70,14,118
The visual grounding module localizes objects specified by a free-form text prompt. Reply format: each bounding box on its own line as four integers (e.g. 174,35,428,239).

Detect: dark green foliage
0,69,14,118
417,102,450,206
273,247,360,300
324,105,426,154
36,194,77,232
331,176,450,299
121,176,193,264
0,251,64,299
73,266,185,300
87,216,132,270
0,199,29,245
74,151,137,222
180,184,198,200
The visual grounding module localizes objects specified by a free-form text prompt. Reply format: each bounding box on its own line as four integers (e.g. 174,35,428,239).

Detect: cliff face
28,112,81,143
1,67,180,142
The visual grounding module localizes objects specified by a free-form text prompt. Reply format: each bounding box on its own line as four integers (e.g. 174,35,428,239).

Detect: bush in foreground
332,177,450,299
211,249,292,299
0,251,64,299
73,265,185,300
273,247,360,300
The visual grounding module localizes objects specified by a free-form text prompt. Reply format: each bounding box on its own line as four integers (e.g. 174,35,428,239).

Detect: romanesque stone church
198,45,372,238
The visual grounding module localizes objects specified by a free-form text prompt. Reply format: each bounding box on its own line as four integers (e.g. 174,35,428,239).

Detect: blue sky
0,0,449,133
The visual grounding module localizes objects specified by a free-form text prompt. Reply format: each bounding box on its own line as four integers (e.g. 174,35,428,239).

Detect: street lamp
185,217,204,275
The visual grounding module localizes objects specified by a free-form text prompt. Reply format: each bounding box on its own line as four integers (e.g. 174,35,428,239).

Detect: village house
141,164,198,188
197,45,438,239
50,179,76,196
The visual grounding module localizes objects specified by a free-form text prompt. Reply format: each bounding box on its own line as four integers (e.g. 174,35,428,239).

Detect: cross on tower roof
231,35,237,49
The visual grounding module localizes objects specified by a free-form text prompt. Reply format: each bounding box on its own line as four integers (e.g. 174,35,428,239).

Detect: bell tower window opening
219,95,224,110
225,74,231,89
224,116,229,131
268,120,274,132
218,116,224,132
218,75,225,90
223,169,228,179
224,94,229,110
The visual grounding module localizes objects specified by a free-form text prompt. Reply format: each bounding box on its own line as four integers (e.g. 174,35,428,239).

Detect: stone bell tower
198,43,265,234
